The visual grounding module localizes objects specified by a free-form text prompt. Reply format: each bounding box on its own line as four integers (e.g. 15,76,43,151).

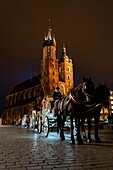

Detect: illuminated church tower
40,20,74,97
41,20,59,96
58,44,74,95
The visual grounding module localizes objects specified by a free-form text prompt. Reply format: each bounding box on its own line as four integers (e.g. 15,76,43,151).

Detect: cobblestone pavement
0,125,113,170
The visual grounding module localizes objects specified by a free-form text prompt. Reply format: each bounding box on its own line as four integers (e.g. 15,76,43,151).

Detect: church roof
10,76,41,94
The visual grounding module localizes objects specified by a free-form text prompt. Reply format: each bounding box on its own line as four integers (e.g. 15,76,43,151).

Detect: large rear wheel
43,116,49,137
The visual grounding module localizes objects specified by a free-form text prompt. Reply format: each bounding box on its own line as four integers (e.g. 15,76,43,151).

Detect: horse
55,77,95,144
80,83,110,143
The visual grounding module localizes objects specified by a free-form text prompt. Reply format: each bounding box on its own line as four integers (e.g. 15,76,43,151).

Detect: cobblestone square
0,125,113,170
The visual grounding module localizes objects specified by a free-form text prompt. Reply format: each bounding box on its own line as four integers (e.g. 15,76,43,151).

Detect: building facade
109,90,113,116
4,24,74,123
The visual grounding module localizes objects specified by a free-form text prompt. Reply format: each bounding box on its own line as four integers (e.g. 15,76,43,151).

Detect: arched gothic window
67,66,70,72
68,75,70,80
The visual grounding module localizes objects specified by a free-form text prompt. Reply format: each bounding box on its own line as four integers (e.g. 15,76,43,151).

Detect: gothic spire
46,19,52,40
43,19,56,47
62,43,67,56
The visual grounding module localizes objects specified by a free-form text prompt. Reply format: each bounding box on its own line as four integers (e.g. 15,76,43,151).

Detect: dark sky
0,0,113,111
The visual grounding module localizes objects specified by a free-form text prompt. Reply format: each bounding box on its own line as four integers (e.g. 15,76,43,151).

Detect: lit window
52,64,54,68
110,91,113,94
111,101,113,104
51,58,54,62
59,67,62,72
67,66,70,72
110,96,113,99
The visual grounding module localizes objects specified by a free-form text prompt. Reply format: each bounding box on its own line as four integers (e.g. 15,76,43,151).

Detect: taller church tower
40,21,59,97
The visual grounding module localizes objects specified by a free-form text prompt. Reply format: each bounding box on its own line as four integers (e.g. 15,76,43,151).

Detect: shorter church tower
58,44,74,95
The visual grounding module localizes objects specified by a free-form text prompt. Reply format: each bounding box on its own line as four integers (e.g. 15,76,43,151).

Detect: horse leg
95,117,101,143
87,118,92,143
70,116,75,144
57,114,61,134
80,118,87,141
75,117,84,145
59,115,65,140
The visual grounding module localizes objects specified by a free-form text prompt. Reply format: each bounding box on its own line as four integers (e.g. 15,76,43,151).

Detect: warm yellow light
110,96,113,99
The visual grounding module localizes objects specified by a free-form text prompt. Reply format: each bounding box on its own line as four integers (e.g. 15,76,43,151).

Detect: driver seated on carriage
53,86,62,116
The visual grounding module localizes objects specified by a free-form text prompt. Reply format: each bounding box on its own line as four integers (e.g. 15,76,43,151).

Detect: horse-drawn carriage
32,77,110,145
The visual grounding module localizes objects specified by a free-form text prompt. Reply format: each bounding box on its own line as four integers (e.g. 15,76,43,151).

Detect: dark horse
55,77,95,144
81,83,110,143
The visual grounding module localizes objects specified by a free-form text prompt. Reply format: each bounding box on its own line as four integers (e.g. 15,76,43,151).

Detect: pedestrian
26,115,30,128
42,97,47,110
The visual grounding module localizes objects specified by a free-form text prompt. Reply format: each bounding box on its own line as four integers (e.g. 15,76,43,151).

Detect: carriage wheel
38,116,42,134
43,116,49,137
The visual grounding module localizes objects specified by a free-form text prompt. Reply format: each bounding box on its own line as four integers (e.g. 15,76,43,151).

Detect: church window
28,90,31,98
59,67,62,72
52,64,54,68
53,78,55,82
53,71,54,75
67,66,70,72
68,75,70,80
51,57,54,62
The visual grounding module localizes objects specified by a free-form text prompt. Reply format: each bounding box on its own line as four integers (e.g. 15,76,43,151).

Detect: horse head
82,77,95,95
95,83,110,108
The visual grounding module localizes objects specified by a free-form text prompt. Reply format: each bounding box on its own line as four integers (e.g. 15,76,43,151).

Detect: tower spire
62,43,66,55
43,19,56,47
48,19,51,29
46,19,52,40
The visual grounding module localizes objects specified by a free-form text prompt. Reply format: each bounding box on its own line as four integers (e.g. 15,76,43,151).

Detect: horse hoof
60,137,65,141
87,139,92,143
70,140,75,144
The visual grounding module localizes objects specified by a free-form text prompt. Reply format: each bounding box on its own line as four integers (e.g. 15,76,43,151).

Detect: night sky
0,0,113,112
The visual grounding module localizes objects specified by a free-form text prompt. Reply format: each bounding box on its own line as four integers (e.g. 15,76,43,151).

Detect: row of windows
6,87,40,107
59,66,70,72
44,75,71,84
